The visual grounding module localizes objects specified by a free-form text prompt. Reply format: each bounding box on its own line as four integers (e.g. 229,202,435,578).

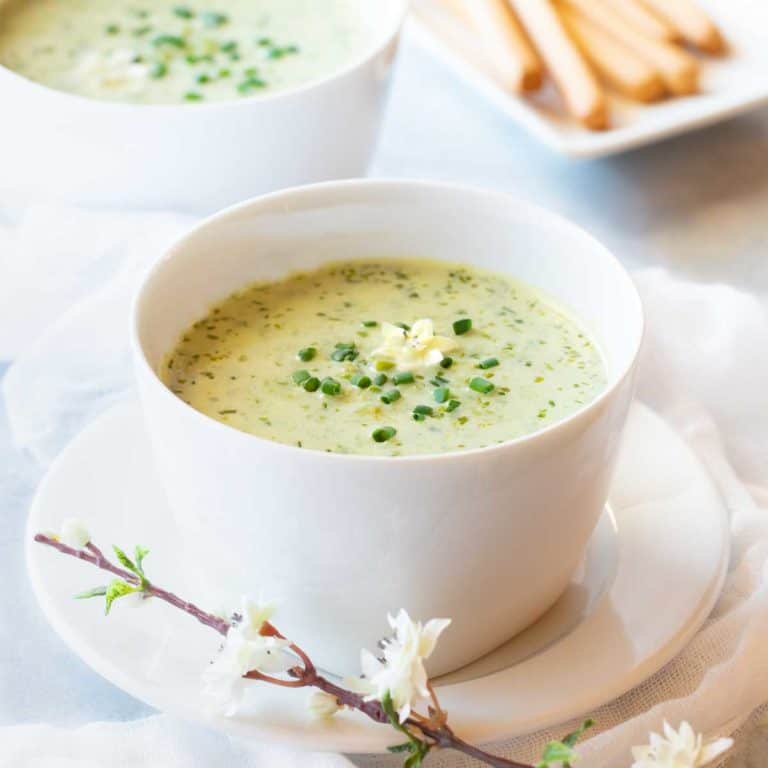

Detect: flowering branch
34,523,734,768
34,534,229,635
33,528,542,767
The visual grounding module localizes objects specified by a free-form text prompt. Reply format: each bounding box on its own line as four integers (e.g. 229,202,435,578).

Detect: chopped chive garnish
218,409,237,415
152,34,185,48
362,320,378,327
331,343,358,362
392,371,414,385
244,66,258,78
394,322,411,331
440,356,453,369
264,44,299,59
478,357,499,369
292,370,311,385
149,61,168,79
446,399,461,412
351,374,372,389
413,405,434,417
237,77,267,93
196,73,211,84
380,389,401,405
132,25,152,36
172,5,194,18
184,91,203,101
105,23,120,34
297,347,316,362
453,318,472,335
257,37,272,46
201,11,228,27
430,375,448,387
303,376,320,392
374,360,394,371
469,377,494,394
218,67,231,77
433,386,450,403
372,426,396,443
321,377,341,396
373,373,388,386
220,40,238,53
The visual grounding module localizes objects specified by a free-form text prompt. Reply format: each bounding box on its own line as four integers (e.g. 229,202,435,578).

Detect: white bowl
132,179,644,676
0,0,406,212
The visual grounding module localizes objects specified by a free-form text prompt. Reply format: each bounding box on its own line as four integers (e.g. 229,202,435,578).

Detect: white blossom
631,721,733,768
202,597,291,716
60,519,91,549
360,609,451,723
371,319,456,372
239,596,278,638
307,690,341,720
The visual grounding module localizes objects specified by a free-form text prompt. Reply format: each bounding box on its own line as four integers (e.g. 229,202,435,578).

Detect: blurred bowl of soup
0,0,406,211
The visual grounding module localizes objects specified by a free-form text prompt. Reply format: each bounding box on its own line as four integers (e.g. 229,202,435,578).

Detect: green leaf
536,720,594,768
563,719,594,748
113,544,150,590
134,545,150,577
539,741,575,765
104,579,138,615
404,753,424,768
113,545,138,574
381,692,431,768
75,586,107,600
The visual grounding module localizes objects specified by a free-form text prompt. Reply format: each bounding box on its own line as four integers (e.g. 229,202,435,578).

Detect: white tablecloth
3,26,768,768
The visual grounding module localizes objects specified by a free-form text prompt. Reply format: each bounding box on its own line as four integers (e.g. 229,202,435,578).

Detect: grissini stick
563,0,699,95
638,0,725,53
450,0,543,92
602,0,679,41
558,2,665,102
412,1,512,88
507,0,609,129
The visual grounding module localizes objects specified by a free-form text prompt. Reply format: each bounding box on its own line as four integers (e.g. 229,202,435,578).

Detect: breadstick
507,0,608,130
602,0,679,42
412,1,512,88
449,0,543,92
562,0,699,95
638,0,725,53
558,3,665,102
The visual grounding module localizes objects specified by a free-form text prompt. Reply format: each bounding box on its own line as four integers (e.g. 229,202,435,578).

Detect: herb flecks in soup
163,259,607,456
0,0,370,103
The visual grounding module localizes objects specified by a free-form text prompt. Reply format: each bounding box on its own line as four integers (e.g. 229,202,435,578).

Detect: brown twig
34,534,230,635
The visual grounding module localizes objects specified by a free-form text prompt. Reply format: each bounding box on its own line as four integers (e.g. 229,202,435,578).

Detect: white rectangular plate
411,0,768,157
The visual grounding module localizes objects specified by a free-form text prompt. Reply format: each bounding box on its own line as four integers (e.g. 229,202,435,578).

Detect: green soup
0,0,371,103
163,259,607,456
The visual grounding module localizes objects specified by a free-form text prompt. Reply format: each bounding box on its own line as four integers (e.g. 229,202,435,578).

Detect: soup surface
0,0,372,103
163,259,607,456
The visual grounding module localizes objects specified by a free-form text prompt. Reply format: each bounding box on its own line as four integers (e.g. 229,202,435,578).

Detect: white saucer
26,401,729,753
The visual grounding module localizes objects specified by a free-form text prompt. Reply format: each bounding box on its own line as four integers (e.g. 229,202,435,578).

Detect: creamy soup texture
0,0,371,103
163,259,607,456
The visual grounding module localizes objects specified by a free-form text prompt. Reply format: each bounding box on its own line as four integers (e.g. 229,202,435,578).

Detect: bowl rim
0,0,408,111
131,178,646,464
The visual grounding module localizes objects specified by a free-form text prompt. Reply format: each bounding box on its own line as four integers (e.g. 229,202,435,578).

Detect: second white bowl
0,0,406,212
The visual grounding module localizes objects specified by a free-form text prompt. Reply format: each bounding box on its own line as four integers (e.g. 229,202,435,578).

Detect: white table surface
2,25,768,758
